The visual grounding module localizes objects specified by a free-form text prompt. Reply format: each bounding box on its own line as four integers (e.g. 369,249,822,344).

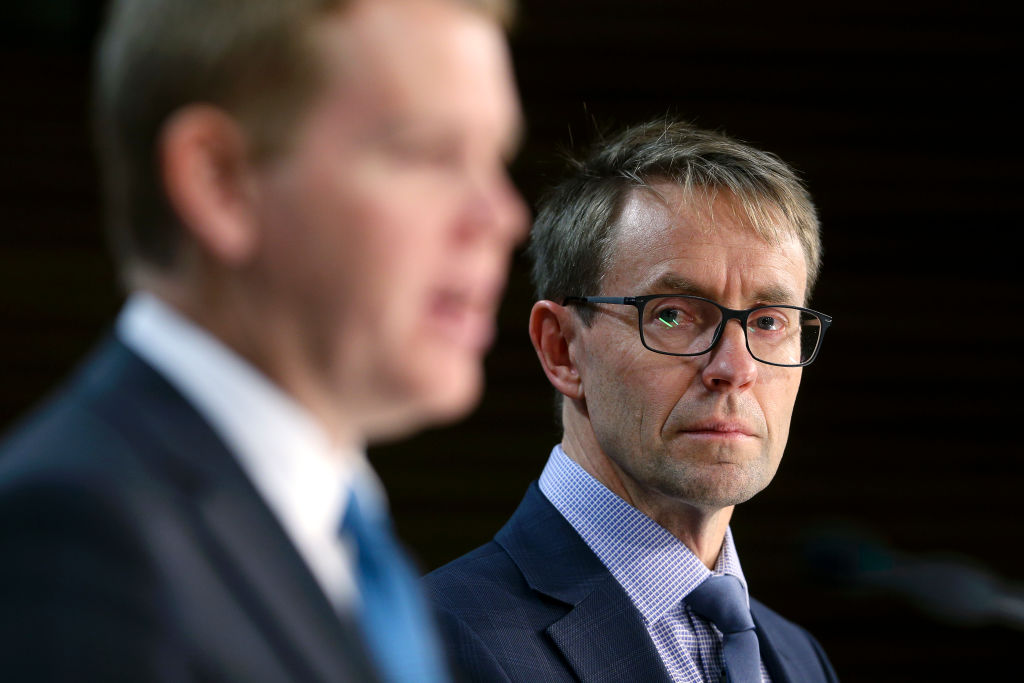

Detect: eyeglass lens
640,296,822,365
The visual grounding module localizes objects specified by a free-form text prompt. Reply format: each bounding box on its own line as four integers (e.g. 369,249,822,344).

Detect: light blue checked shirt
539,445,770,683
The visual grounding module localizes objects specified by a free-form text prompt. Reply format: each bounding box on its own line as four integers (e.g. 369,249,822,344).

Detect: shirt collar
538,444,749,623
116,292,379,588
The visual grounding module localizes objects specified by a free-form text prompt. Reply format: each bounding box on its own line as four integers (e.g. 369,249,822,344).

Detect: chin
367,359,483,443
691,466,776,509
647,458,775,511
419,361,484,425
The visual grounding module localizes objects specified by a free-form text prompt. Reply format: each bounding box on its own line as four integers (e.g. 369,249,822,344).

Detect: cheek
252,180,349,302
758,371,802,438
341,177,465,280
587,344,685,434
302,179,450,300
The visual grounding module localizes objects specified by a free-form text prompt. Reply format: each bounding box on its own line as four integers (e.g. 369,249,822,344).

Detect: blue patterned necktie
340,488,448,683
685,574,761,683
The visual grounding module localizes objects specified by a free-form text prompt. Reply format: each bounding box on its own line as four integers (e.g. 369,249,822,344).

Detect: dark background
1,1,1021,680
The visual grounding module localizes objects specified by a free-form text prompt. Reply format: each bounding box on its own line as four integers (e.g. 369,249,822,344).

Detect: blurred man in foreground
0,0,525,680
426,120,838,682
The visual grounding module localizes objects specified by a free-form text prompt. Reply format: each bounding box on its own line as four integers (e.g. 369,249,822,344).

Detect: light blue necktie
685,574,761,683
340,488,448,683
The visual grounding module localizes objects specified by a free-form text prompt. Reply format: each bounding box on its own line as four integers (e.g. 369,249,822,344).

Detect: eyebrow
646,273,801,307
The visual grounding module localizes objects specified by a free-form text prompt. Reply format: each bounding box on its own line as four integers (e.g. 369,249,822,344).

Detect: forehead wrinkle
644,273,707,298
607,185,807,303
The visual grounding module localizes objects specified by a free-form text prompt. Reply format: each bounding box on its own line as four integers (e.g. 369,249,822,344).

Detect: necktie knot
685,574,761,683
686,574,755,634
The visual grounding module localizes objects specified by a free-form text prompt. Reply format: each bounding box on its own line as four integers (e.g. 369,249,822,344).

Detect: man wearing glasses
426,120,839,682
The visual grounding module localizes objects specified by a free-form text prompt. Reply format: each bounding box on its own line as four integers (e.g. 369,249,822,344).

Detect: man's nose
459,166,529,247
700,319,758,391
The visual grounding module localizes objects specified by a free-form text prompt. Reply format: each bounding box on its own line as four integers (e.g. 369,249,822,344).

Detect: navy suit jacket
0,338,381,682
425,482,838,682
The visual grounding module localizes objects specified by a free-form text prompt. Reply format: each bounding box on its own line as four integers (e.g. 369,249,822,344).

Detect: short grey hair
528,118,821,323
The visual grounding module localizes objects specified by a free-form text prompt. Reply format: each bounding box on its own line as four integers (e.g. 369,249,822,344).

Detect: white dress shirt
117,292,378,609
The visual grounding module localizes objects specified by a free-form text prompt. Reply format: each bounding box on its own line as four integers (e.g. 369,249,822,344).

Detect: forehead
309,0,520,144
606,183,808,304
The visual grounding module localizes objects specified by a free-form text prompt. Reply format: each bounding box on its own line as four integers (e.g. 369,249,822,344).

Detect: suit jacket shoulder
425,481,838,683
0,338,379,682
425,482,670,683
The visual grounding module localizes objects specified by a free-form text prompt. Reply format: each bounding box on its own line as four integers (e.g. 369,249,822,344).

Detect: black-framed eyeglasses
563,294,832,367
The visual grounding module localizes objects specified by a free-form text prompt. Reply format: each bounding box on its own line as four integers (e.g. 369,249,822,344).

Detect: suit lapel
752,597,840,683
198,479,376,682
79,339,380,682
751,610,788,683
545,577,672,683
751,602,799,683
496,483,671,683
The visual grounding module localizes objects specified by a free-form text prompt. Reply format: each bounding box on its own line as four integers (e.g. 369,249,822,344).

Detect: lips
430,280,501,352
680,420,756,437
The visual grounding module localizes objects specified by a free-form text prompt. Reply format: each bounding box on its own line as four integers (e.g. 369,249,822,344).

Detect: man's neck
138,276,362,449
560,426,733,570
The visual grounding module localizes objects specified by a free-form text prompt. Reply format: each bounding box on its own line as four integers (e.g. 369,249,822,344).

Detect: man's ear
529,300,584,401
159,105,258,266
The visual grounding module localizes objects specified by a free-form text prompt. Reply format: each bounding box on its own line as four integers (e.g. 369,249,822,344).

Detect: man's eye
753,315,782,331
656,309,682,327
